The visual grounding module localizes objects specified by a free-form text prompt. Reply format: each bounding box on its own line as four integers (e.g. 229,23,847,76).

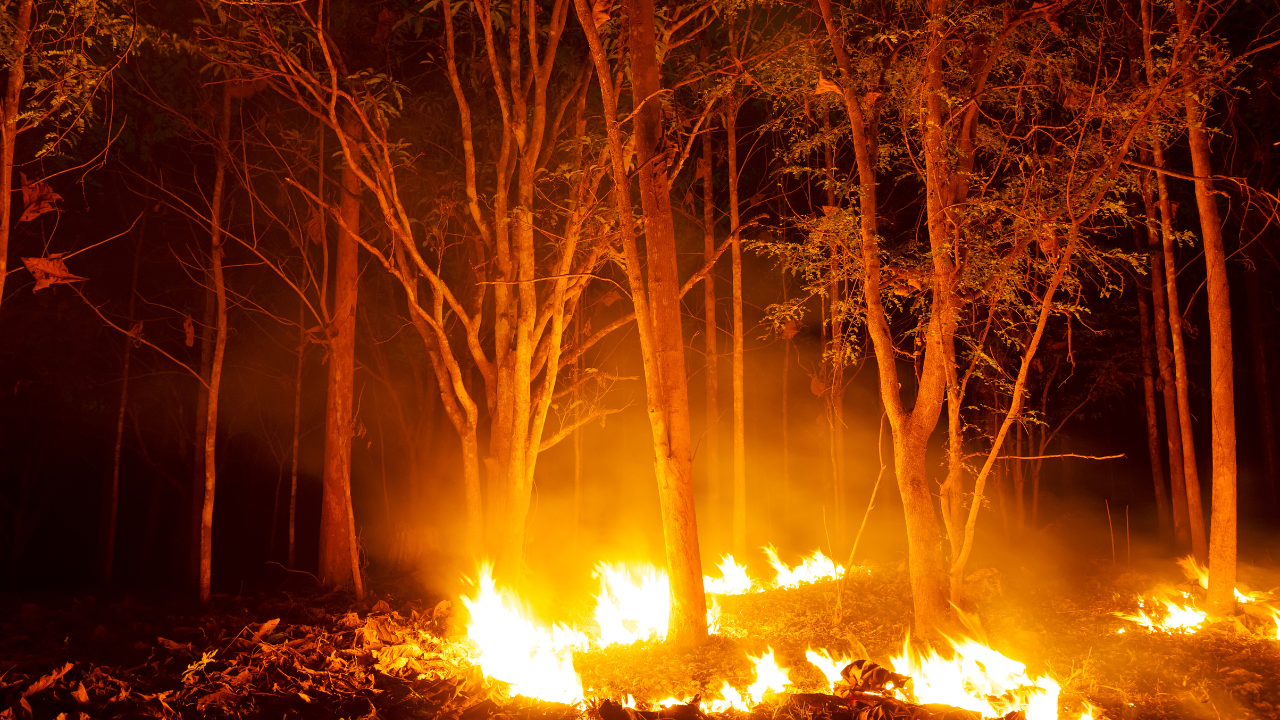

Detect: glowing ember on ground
461,564,588,703
704,554,755,595
706,680,750,713
593,562,671,646
1115,593,1207,634
764,546,845,588
805,648,854,692
889,638,1062,720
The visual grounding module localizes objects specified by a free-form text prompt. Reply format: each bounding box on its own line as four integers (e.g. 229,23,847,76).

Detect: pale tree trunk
289,299,304,568
1140,161,1190,547
190,285,214,589
1136,251,1172,539
577,0,707,644
701,127,721,548
1013,424,1025,537
0,0,33,312
725,100,747,557
1142,0,1206,559
1173,0,1235,616
104,222,143,585
318,113,363,598
199,87,232,606
823,127,847,549
817,0,951,634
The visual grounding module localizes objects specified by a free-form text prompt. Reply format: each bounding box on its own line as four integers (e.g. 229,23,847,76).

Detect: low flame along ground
1114,555,1280,638
459,547,1100,720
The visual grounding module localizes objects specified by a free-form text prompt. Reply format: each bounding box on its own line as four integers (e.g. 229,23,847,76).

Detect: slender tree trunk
578,0,707,643
191,284,214,589
199,87,233,606
289,300,304,568
0,0,33,312
822,119,848,549
1135,223,1172,540
1173,0,1235,614
1142,0,1206,560
573,311,583,546
318,114,363,598
781,292,791,524
701,127,721,548
1013,423,1025,537
1141,163,1190,548
725,101,747,557
104,223,143,585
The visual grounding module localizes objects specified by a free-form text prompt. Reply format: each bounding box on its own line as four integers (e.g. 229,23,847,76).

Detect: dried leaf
591,0,610,28
251,618,280,644
370,600,392,614
781,320,801,340
128,321,144,345
21,255,87,292
305,212,325,245
599,290,621,307
72,683,89,705
196,688,239,712
183,314,195,347
19,173,62,222
814,75,843,96
23,662,73,698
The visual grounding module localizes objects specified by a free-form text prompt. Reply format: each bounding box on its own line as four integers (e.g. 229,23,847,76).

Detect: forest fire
461,561,1094,719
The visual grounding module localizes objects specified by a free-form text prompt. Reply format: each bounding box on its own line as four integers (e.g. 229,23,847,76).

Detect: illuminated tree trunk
289,300,304,568
701,128,721,547
199,87,232,606
190,283,214,589
319,115,363,597
1139,161,1188,546
0,0,32,312
725,100,747,557
104,223,142,585
574,0,707,644
823,128,847,549
1135,226,1172,540
1142,0,1206,560
1173,0,1235,615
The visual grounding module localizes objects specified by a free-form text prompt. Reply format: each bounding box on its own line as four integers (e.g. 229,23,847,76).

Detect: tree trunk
1174,0,1235,615
1013,423,1025,537
104,221,143,585
199,87,233,606
577,0,707,643
1135,222,1172,540
701,126,721,548
0,0,33,312
289,300,304,568
1140,162,1190,548
318,114,363,598
1142,0,1206,560
725,101,747,557
191,282,214,589
823,130,847,550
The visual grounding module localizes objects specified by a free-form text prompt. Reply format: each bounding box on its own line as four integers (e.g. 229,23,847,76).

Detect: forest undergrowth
1,559,1278,719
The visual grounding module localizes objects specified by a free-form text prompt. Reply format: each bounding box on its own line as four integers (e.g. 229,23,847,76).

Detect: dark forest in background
0,0,1277,633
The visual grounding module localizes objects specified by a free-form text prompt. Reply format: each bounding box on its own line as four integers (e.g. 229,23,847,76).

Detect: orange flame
890,637,1063,720
704,554,755,595
764,546,844,588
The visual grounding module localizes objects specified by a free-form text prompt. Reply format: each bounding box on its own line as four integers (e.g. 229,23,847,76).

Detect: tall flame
461,564,588,703
764,546,844,588
805,648,853,692
890,638,1062,720
593,562,671,645
704,554,755,595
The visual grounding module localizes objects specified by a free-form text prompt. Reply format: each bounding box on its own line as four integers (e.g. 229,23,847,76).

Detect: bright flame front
1115,593,1207,634
764,546,844,588
461,564,588,703
704,554,755,595
890,638,1062,720
594,562,671,645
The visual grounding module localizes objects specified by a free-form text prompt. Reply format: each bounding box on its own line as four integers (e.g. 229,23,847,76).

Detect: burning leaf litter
1115,556,1280,639
459,555,1094,719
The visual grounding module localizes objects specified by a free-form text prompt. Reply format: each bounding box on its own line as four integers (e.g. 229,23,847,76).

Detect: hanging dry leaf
809,372,826,396
592,0,610,28
814,75,843,96
184,314,195,347
372,6,399,44
21,254,87,292
128,321,143,345
305,212,325,244
19,173,62,222
599,289,621,307
780,320,801,340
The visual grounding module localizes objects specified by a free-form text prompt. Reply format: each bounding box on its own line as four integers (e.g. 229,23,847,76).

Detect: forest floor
0,555,1277,720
